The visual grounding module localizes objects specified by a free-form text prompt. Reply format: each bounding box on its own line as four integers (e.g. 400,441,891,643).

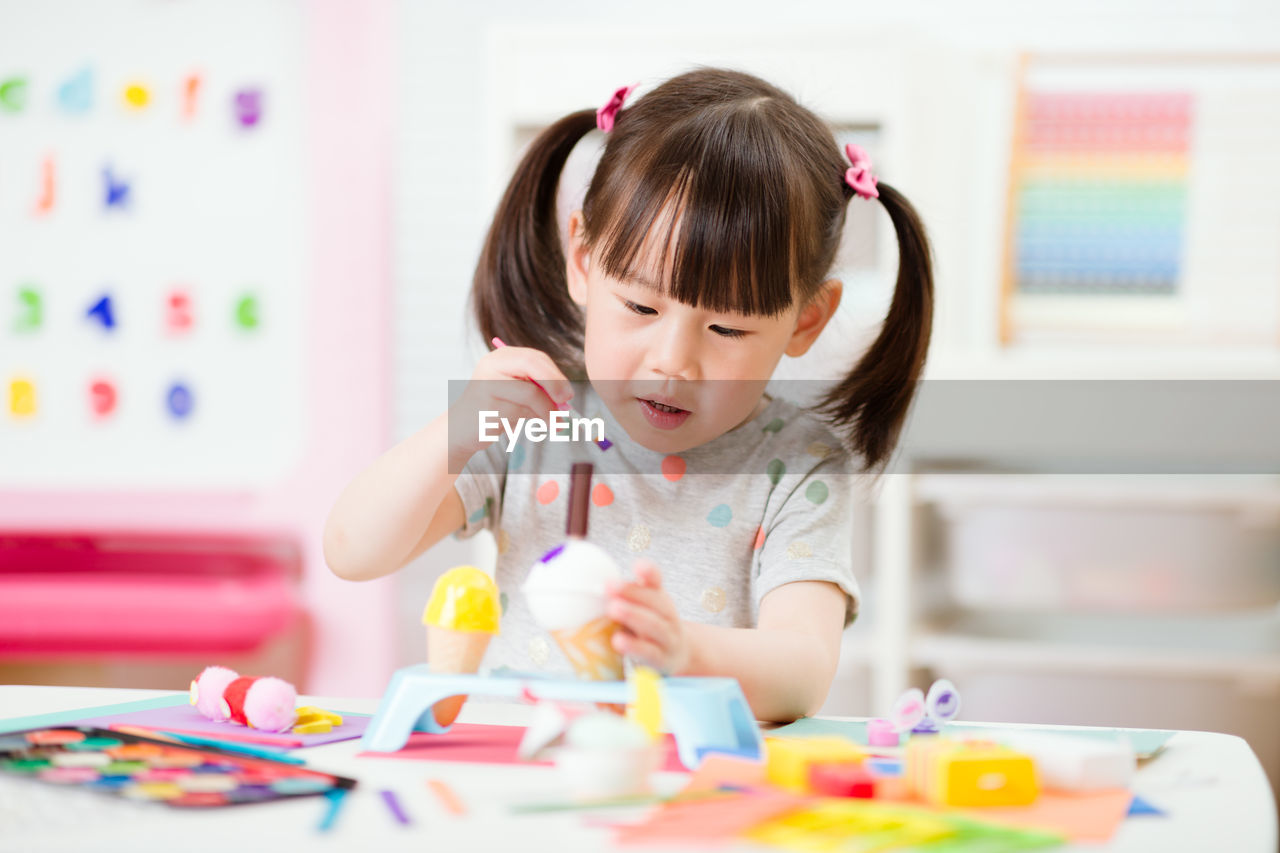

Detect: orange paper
614,790,811,846
955,788,1134,842
683,753,767,792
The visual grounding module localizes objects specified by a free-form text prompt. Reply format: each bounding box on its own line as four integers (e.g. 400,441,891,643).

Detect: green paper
770,717,1174,759
0,693,189,733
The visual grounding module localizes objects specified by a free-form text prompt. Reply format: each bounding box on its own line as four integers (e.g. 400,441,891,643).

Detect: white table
0,685,1275,852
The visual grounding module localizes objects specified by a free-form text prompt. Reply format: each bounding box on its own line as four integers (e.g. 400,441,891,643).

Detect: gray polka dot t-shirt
451,384,862,676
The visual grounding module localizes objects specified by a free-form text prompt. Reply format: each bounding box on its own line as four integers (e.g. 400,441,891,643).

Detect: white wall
390,1,1280,697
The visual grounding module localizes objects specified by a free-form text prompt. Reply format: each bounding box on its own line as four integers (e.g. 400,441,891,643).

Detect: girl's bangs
589,140,801,318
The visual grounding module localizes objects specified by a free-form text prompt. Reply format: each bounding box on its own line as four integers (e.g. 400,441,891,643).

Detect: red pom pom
222,676,258,726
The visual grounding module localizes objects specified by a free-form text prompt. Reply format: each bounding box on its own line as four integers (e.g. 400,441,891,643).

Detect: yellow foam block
936,747,1038,807
293,720,333,735
907,738,1038,807
765,736,865,793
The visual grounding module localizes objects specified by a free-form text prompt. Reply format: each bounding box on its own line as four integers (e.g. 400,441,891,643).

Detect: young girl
325,68,933,722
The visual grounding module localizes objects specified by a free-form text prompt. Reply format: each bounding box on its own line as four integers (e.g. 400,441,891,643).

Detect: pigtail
818,182,934,472
471,109,599,378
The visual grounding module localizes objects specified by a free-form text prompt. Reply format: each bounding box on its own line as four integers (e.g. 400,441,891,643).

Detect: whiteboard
0,0,306,489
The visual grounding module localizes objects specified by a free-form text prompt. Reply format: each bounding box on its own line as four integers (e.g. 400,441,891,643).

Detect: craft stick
427,778,467,815
381,789,412,825
317,788,348,833
567,462,593,537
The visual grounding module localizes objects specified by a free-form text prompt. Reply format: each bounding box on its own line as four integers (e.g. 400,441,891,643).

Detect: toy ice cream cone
551,615,625,681
423,565,502,726
524,464,626,684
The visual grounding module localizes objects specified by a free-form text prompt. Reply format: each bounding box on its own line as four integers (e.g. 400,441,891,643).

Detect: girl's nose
646,319,699,381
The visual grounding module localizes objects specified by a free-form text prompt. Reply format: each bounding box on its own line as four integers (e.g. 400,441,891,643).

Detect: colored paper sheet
0,693,189,732
953,788,1134,842
683,753,766,792
360,723,686,770
769,718,1174,759
76,703,369,748
614,790,812,846
1127,795,1166,817
747,801,1064,853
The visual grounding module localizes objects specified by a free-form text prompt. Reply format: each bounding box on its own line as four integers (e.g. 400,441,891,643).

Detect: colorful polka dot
499,591,509,615
807,441,832,458
467,498,492,525
786,541,813,560
529,636,550,666
701,587,727,614
707,504,733,527
536,479,559,504
497,528,510,555
627,525,651,552
805,481,829,505
766,458,785,486
753,526,765,549
511,442,527,470
592,483,614,507
661,455,686,481
762,418,785,434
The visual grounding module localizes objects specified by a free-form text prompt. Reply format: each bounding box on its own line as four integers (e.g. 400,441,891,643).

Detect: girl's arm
687,581,847,721
324,346,574,582
607,563,847,722
323,411,470,582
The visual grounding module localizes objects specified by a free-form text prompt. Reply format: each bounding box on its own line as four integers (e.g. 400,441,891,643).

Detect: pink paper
78,704,369,748
360,723,685,771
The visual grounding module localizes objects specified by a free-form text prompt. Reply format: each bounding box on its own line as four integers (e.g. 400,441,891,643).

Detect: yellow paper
628,665,663,741
747,800,954,853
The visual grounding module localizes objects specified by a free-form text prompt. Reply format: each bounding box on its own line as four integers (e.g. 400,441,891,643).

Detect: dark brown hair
472,67,933,471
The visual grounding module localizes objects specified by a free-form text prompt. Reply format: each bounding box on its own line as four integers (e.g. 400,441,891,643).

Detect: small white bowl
553,744,664,800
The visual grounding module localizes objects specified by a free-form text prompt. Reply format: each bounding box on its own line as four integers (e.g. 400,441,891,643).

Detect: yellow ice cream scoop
422,565,502,634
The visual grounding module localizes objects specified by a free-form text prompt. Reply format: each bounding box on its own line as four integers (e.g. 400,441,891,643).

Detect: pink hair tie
596,83,637,133
844,143,880,200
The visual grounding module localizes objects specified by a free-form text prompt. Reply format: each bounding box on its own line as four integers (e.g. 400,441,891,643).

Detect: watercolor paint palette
0,726,355,808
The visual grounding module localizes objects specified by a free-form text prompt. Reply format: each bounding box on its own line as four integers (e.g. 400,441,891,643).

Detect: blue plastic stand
360,665,762,769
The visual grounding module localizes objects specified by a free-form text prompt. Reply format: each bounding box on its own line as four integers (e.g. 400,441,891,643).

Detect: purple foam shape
75,703,368,748
234,88,263,128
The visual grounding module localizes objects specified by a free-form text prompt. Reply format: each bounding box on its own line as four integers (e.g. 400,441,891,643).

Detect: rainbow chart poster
1002,57,1280,347
1014,91,1192,295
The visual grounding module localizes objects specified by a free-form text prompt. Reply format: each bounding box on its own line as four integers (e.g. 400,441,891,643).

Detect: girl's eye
710,325,747,339
624,300,657,316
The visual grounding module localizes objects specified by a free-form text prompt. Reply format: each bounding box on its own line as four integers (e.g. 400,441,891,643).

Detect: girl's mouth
637,397,691,430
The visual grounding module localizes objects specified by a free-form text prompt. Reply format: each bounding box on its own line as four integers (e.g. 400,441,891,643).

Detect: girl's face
566,210,841,455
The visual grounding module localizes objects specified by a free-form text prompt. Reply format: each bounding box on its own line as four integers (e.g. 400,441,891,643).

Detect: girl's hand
606,560,691,675
451,344,575,459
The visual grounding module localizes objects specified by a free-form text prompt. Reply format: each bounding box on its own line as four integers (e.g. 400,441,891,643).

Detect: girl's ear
566,210,590,306
785,279,843,357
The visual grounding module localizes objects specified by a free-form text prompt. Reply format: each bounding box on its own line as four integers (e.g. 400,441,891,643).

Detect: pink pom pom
242,677,298,732
191,666,239,722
